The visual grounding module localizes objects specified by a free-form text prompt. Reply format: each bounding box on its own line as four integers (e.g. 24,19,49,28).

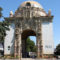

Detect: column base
4,54,14,58
42,54,54,58
37,54,54,58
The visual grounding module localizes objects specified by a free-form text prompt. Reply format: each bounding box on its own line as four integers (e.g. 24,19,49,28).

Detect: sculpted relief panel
15,19,41,34
22,19,36,31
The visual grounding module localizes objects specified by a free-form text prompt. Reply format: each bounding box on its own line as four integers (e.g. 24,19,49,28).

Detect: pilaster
36,20,43,58
14,39,17,58
17,32,22,58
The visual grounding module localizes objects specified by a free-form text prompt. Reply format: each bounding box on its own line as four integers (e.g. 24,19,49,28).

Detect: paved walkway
0,58,59,60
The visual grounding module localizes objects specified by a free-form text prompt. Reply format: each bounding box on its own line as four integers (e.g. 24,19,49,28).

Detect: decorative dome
14,1,47,17
19,1,43,9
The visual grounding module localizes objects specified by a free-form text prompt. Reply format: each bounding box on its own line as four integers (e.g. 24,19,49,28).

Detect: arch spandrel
21,19,37,32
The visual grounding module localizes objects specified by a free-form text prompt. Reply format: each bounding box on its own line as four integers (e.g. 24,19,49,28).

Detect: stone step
0,58,57,60
21,58,56,60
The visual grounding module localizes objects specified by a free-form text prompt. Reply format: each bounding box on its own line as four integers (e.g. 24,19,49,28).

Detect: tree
0,7,9,43
26,37,37,52
54,44,60,55
0,7,3,18
0,21,10,42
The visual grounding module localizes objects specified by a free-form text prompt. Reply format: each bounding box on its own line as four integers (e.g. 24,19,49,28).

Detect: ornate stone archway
4,0,54,58
13,19,43,58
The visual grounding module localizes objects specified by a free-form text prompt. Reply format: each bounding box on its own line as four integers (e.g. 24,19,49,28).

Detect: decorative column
14,28,19,58
17,22,22,59
14,29,22,59
14,21,22,59
40,21,43,58
36,20,43,58
36,33,40,58
14,39,17,58
37,33,43,58
17,31,22,58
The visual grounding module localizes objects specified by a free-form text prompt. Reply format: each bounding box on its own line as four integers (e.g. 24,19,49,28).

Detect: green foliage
26,37,37,52
0,21,10,42
0,7,3,18
0,7,10,43
54,44,60,55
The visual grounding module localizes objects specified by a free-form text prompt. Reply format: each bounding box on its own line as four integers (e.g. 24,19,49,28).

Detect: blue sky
0,0,60,48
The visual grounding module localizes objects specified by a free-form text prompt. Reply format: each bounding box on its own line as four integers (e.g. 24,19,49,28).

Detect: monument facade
4,1,54,58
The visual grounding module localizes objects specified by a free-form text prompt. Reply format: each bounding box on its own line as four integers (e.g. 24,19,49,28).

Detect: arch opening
21,30,37,58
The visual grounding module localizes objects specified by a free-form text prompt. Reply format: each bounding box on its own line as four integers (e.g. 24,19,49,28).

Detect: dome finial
48,9,51,16
10,11,13,17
